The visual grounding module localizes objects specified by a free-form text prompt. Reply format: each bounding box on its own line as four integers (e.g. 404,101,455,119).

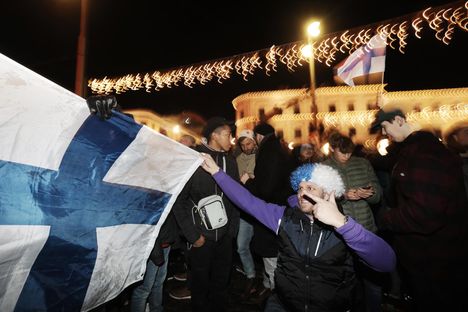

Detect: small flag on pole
334,34,387,86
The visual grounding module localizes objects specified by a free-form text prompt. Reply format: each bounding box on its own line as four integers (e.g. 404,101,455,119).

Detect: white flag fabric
335,34,387,86
0,53,202,311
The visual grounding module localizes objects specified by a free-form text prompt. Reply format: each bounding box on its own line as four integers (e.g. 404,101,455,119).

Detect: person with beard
200,154,396,312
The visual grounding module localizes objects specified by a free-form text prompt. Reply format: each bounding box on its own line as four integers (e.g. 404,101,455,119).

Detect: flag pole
377,33,387,108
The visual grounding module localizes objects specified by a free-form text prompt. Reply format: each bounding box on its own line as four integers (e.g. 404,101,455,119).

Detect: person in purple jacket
200,154,396,312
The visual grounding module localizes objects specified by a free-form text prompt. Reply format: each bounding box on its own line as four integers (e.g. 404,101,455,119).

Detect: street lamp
75,0,89,97
305,21,320,130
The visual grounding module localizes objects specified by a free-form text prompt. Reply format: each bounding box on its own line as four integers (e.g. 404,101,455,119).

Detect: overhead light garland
235,103,468,128
89,1,468,95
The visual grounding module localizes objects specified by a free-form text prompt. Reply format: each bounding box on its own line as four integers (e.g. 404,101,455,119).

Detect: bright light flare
321,142,330,155
307,21,321,38
377,139,390,156
300,44,312,58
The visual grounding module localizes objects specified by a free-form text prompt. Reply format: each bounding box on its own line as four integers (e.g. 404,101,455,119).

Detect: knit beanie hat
290,163,345,197
253,123,275,136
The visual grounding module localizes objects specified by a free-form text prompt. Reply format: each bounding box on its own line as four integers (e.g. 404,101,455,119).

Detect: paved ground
100,248,413,312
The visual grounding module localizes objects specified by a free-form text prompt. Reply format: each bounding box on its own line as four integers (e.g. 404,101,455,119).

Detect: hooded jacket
172,144,240,243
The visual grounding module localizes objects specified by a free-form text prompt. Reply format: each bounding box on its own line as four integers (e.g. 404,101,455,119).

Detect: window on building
329,104,336,112
160,128,167,136
277,129,284,139
367,102,377,110
294,103,300,114
240,110,244,118
348,127,356,138
295,128,302,138
308,122,316,133
348,103,355,111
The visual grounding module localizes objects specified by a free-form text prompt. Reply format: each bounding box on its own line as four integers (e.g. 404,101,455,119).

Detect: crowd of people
88,99,468,312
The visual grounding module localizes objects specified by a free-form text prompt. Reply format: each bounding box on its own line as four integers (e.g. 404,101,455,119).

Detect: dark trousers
188,234,233,312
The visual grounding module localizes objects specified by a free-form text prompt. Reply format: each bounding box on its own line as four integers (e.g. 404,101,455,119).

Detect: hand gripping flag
334,34,387,86
0,53,202,311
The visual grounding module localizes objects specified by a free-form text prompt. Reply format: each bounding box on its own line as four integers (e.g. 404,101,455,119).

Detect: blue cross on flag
0,53,202,311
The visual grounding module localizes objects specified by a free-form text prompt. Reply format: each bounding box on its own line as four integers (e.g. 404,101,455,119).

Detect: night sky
1,0,466,120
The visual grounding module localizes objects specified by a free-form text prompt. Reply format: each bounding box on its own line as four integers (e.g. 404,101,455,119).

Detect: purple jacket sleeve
213,171,285,233
336,217,396,272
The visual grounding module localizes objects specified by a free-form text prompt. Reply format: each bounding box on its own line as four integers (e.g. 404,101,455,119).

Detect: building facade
123,109,201,143
233,85,468,148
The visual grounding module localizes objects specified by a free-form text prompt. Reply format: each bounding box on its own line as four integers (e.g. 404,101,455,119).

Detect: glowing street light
306,21,320,131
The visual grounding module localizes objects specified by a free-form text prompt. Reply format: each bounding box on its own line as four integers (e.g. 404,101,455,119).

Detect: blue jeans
131,246,170,312
236,218,255,279
265,293,287,312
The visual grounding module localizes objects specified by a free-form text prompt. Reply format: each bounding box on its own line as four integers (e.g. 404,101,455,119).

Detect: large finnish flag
334,34,387,86
0,53,202,311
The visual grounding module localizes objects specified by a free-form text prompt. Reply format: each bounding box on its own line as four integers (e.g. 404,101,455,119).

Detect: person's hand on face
303,191,347,228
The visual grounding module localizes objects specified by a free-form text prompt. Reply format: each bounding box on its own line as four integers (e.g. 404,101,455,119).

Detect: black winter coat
276,208,356,312
149,212,177,265
245,134,293,257
172,144,240,243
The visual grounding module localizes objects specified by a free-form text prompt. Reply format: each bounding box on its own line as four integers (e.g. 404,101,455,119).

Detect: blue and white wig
290,163,345,197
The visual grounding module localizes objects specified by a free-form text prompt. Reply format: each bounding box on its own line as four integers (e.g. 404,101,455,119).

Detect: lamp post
305,21,320,129
74,0,89,97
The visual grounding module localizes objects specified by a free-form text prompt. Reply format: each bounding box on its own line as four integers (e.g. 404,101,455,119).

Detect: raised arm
201,153,285,233
336,218,396,272
305,191,396,272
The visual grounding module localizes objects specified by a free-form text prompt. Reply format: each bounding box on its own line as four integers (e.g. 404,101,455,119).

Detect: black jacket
173,144,240,243
149,212,177,265
245,134,293,256
276,208,356,312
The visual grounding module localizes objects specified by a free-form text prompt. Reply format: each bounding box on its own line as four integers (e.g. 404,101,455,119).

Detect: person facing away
241,122,294,297
370,107,468,312
322,132,381,233
172,117,240,312
235,129,258,299
201,154,396,312
179,134,196,149
292,143,324,168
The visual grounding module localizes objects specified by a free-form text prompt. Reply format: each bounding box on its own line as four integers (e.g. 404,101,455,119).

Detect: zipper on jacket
314,231,323,256
304,219,314,312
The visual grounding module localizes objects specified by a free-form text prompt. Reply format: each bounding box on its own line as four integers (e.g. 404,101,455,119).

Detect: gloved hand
86,95,118,120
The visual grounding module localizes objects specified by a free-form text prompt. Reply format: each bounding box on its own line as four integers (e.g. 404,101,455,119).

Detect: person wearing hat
235,129,258,299
172,117,240,312
370,108,468,311
241,123,293,301
200,154,396,311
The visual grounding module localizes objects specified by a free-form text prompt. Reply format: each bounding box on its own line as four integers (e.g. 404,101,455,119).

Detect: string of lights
88,1,468,95
235,103,467,128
